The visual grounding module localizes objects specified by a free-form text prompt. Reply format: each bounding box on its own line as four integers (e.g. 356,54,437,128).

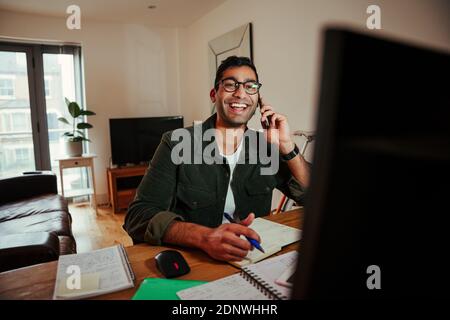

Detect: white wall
179,0,450,127
178,0,450,209
0,11,181,203
1,0,449,209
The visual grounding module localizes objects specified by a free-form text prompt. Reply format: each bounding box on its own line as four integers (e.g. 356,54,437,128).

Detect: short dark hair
214,56,259,90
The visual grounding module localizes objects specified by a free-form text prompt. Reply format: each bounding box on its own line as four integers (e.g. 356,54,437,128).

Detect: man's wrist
281,143,300,161
279,141,296,155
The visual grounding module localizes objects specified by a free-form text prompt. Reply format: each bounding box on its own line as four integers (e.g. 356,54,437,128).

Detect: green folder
132,278,207,300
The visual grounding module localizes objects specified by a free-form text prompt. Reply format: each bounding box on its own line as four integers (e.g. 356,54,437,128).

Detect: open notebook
53,244,135,300
177,251,298,300
229,217,301,268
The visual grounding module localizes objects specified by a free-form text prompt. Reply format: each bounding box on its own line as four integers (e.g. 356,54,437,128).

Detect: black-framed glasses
218,78,262,95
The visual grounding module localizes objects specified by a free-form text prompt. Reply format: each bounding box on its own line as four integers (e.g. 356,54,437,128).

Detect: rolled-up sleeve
275,157,309,205
123,132,183,245
144,211,185,245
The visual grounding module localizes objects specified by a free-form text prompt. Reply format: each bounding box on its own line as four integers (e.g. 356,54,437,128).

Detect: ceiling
0,0,227,27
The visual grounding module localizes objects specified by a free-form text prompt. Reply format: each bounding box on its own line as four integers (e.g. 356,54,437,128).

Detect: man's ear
210,88,216,103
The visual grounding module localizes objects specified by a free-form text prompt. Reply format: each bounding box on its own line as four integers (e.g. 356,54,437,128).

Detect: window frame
0,42,83,171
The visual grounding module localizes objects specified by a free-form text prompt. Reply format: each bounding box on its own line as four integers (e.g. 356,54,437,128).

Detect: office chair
274,130,315,214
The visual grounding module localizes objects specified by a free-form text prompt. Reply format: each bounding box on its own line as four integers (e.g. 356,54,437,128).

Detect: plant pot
66,141,83,157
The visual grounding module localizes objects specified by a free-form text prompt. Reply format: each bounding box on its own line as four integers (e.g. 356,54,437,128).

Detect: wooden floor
69,202,133,253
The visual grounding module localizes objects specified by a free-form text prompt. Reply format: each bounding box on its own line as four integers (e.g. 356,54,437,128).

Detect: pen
223,212,265,253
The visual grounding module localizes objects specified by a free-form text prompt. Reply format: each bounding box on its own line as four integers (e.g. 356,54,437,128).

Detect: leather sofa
0,172,77,272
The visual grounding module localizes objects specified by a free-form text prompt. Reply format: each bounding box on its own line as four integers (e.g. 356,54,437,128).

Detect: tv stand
107,165,147,214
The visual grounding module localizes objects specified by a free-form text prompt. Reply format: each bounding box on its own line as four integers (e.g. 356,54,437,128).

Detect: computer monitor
292,27,450,298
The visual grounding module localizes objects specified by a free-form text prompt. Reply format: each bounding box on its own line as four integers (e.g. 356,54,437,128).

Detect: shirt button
265,187,270,192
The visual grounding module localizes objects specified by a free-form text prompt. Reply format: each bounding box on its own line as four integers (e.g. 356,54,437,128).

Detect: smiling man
124,56,310,262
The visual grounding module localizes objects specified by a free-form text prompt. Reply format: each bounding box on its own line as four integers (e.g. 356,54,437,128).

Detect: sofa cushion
0,172,57,205
0,172,77,272
0,211,73,237
0,232,60,272
0,194,68,223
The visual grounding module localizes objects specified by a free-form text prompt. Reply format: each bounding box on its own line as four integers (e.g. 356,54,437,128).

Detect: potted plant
58,98,96,157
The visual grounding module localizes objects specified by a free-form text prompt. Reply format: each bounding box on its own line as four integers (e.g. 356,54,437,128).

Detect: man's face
212,66,259,127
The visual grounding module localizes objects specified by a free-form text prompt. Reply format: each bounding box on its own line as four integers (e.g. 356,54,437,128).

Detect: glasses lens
244,81,260,94
221,79,260,94
222,79,238,92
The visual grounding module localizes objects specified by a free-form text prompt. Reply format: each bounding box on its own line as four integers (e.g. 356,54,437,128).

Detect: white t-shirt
220,140,244,224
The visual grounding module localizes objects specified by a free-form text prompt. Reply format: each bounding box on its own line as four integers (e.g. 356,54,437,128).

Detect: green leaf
69,136,83,142
80,110,96,116
75,130,86,137
58,117,70,125
62,132,74,137
77,122,93,129
82,137,92,143
68,102,81,118
65,97,71,107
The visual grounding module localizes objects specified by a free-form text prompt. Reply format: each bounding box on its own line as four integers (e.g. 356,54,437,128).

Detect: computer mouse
155,250,190,278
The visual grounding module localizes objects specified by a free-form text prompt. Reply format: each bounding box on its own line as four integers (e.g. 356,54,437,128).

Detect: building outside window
44,76,51,98
0,75,15,99
11,112,29,132
15,147,30,163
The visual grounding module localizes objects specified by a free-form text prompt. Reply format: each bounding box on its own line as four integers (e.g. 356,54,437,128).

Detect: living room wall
179,0,450,128
0,10,182,203
177,0,450,209
1,0,449,210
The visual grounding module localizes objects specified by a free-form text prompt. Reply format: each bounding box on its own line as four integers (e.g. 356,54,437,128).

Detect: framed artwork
208,23,253,114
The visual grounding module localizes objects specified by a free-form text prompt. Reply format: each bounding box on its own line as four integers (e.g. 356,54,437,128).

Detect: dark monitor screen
109,116,184,166
292,28,450,298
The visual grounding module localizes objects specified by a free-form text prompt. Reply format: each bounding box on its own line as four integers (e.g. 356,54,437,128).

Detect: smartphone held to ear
259,96,271,129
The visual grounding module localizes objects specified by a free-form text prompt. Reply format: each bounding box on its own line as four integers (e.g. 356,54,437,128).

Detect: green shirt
123,113,307,245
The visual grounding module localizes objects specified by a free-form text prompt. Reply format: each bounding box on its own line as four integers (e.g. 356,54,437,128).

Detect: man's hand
200,213,261,261
259,98,295,154
259,98,310,188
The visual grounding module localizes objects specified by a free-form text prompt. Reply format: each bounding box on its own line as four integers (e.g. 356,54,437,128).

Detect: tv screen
109,116,184,166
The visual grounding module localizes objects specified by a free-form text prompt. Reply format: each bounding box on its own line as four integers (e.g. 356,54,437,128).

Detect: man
124,56,310,262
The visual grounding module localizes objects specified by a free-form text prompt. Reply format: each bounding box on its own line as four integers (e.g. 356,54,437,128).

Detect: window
0,113,11,132
47,111,58,129
15,53,26,67
11,112,29,132
0,44,85,183
0,75,15,99
44,76,51,98
15,147,30,162
47,111,60,142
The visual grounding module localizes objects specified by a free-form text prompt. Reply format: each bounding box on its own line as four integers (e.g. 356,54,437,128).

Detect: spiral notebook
53,244,135,299
176,251,298,300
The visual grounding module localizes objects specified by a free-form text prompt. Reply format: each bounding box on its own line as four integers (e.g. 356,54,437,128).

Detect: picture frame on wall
208,23,253,114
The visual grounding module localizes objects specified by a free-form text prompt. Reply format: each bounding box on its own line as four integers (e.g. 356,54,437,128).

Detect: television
291,28,450,298
109,116,184,166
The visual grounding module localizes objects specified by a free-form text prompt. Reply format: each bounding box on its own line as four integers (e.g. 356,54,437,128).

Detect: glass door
0,43,87,198
0,46,41,177
42,49,89,195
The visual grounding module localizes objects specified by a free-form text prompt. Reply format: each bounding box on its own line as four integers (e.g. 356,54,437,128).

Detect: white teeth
230,103,247,108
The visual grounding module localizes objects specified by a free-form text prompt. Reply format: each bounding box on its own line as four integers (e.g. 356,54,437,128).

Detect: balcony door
0,42,85,193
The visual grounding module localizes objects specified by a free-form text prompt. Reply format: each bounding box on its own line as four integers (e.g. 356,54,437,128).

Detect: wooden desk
0,209,303,300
